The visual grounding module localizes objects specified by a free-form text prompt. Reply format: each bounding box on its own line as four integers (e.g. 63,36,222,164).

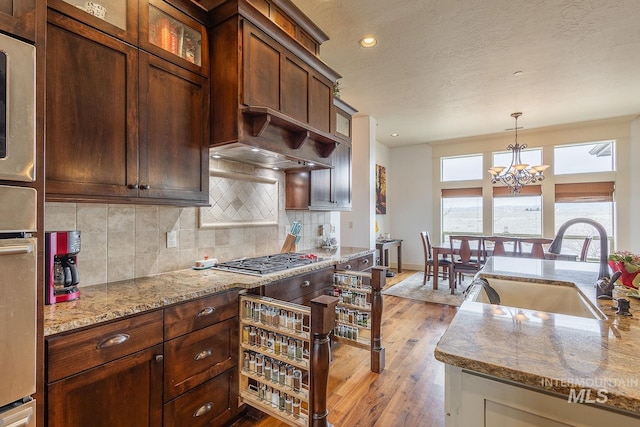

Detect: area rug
382,272,467,306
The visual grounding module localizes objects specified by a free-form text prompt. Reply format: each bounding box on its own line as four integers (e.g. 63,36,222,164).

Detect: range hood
209,143,332,171
210,106,341,171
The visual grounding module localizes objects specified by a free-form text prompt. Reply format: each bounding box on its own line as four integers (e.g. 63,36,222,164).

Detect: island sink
469,277,606,319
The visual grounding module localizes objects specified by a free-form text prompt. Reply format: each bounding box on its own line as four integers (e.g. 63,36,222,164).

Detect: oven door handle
0,244,34,255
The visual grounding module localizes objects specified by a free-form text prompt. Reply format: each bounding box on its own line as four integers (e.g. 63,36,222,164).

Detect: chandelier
488,112,549,195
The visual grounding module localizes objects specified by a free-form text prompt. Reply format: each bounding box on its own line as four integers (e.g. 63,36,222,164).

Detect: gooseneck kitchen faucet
548,217,610,283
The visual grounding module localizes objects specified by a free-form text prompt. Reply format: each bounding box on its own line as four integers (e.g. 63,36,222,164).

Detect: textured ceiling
290,0,640,147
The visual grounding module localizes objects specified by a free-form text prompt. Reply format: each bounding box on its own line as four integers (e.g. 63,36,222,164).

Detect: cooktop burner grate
212,253,317,275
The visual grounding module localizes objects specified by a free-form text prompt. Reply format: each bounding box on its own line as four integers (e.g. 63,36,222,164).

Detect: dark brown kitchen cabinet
335,253,374,272
333,97,357,143
0,0,36,42
45,290,241,427
45,5,209,205
138,52,209,203
140,0,209,75
286,142,352,211
46,311,164,427
162,289,240,426
45,11,140,200
260,266,334,306
47,0,139,45
210,1,341,166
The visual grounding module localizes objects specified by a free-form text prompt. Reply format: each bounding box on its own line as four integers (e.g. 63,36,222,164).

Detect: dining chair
519,238,553,259
484,236,520,257
579,236,593,262
420,231,452,287
449,235,485,294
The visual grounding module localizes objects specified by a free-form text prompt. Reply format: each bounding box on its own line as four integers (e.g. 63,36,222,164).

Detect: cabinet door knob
140,184,150,190
193,402,213,417
344,264,352,270
97,333,130,349
196,306,216,317
300,280,311,287
194,349,213,361
155,354,164,362
362,259,369,264
127,183,139,189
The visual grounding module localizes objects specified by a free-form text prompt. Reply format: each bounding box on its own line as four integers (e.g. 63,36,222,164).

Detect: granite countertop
44,246,374,336
434,256,640,416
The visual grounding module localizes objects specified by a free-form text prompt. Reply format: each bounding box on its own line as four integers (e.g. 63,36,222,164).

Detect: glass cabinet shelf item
148,3,201,66
61,0,127,30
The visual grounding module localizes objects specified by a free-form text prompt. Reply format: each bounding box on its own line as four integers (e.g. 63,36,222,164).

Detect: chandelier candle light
488,112,549,195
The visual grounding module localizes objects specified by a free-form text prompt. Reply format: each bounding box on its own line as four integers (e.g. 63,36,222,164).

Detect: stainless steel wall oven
0,31,37,427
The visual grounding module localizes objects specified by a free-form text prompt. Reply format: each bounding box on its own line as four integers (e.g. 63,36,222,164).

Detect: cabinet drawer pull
127,183,139,189
155,354,164,362
196,306,216,317
300,280,310,288
97,334,130,349
362,258,370,264
193,402,213,417
0,244,34,255
344,264,352,270
140,184,150,190
194,349,213,361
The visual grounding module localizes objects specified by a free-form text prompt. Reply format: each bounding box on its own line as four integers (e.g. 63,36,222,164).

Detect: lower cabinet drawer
163,369,233,427
164,317,238,401
47,310,164,382
264,267,333,302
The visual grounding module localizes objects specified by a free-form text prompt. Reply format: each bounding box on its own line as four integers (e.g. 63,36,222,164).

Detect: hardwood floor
231,270,458,427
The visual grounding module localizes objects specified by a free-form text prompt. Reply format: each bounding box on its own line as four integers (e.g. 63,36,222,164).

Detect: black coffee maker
45,231,81,305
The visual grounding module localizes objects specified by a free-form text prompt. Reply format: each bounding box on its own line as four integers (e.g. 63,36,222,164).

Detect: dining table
431,238,579,291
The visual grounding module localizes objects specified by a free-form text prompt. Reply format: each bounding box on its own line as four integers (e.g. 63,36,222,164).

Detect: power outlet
166,231,178,248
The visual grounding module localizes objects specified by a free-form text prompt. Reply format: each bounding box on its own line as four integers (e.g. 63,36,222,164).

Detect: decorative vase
608,260,640,289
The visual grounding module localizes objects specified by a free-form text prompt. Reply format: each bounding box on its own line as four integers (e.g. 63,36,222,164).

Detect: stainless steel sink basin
470,277,606,319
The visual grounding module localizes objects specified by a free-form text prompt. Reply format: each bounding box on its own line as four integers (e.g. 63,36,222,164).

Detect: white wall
341,115,377,248
388,144,434,270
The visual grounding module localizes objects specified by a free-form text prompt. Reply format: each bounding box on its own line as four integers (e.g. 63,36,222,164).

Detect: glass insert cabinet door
147,2,202,66
58,0,128,30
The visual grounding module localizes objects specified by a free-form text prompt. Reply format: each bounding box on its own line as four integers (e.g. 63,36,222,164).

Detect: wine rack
239,294,337,427
332,266,386,373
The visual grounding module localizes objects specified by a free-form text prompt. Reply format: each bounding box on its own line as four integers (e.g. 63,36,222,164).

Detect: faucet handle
613,298,632,316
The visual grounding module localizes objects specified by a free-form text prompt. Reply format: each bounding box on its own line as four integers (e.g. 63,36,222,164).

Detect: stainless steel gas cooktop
212,253,318,276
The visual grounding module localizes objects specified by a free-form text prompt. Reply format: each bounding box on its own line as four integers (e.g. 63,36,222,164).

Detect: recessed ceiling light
359,37,378,48
272,167,280,170
513,71,523,76
390,133,399,137
211,153,221,159
308,162,315,167
251,148,260,152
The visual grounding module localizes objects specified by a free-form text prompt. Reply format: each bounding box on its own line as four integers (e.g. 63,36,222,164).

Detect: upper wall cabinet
333,97,357,143
45,2,210,206
48,0,209,75
47,0,139,45
0,0,36,42
210,0,342,167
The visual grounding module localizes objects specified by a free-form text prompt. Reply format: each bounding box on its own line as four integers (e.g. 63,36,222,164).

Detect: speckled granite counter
435,256,640,416
44,246,374,336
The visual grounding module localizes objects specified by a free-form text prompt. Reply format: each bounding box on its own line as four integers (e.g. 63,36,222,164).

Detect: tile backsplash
45,160,337,286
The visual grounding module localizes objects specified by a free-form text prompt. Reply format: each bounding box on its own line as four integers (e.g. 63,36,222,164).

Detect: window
441,154,483,182
554,141,615,174
492,148,542,169
441,188,483,242
492,186,542,236
554,182,615,259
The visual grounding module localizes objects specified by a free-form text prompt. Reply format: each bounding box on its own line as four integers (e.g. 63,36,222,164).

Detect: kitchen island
435,256,640,425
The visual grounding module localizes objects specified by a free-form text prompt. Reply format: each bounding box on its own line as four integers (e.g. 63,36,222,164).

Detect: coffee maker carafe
45,231,81,305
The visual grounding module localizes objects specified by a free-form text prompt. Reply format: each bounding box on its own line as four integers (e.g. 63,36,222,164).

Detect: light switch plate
166,231,178,248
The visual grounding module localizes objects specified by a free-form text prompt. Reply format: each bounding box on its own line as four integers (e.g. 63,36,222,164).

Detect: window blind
555,182,614,203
